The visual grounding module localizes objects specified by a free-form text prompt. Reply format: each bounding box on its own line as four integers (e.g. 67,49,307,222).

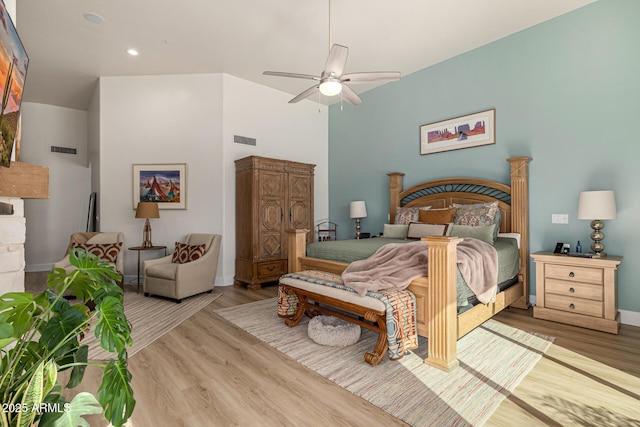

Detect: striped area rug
216,298,554,427
86,289,221,360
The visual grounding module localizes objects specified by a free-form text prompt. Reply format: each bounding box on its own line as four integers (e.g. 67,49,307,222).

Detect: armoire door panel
260,200,283,232
260,171,285,199
289,200,311,230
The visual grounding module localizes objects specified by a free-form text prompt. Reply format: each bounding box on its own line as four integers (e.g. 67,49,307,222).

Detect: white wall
221,75,329,284
21,103,91,270
22,73,329,286
98,74,224,282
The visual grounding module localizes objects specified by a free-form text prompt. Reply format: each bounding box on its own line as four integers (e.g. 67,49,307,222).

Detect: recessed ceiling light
126,48,139,56
83,12,104,24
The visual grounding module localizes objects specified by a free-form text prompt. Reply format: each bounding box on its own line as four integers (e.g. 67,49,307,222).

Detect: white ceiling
16,0,596,111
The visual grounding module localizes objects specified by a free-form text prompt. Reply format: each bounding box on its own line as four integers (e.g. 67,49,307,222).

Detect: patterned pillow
453,202,500,241
172,242,207,264
72,242,122,263
418,207,457,224
394,206,431,225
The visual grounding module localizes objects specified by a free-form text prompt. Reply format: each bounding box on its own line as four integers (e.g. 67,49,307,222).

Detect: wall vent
51,146,77,155
234,135,256,146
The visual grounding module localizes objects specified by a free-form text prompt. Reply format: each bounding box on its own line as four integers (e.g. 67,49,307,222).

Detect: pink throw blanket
341,239,499,304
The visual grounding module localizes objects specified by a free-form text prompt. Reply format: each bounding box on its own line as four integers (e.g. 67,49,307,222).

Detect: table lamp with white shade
349,200,367,239
577,190,617,257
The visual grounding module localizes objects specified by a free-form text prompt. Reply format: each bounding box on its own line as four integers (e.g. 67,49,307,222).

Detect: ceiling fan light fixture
319,80,342,96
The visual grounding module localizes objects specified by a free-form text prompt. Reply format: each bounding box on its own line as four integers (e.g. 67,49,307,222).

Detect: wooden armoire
234,156,315,290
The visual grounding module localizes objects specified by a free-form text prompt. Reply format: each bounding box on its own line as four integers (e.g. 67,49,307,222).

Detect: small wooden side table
531,251,622,334
128,245,167,293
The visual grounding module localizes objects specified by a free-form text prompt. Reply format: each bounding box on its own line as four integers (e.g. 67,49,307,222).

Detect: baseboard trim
25,263,53,272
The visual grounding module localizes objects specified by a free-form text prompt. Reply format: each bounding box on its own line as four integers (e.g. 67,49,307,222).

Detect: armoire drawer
257,260,286,279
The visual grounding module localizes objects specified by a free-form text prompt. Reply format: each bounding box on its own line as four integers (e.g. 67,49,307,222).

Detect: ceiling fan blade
341,71,401,84
263,71,320,81
340,84,362,106
289,85,319,103
323,44,348,77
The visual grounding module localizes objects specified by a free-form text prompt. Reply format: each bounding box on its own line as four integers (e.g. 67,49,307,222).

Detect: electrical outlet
551,214,569,224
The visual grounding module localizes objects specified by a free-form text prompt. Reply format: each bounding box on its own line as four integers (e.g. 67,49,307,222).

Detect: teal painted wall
328,0,640,312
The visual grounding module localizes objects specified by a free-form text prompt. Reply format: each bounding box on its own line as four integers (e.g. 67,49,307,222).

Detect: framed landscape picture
420,109,495,155
133,163,187,209
0,0,29,167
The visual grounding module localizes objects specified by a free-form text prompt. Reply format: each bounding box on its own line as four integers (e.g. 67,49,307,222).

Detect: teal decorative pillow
453,202,500,242
382,223,409,239
449,224,496,245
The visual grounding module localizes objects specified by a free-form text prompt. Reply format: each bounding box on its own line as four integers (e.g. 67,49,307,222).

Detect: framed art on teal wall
420,109,495,155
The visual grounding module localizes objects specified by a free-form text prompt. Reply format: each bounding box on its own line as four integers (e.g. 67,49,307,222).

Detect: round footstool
307,315,361,347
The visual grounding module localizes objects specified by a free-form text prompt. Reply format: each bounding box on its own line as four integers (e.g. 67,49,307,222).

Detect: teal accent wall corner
328,0,640,312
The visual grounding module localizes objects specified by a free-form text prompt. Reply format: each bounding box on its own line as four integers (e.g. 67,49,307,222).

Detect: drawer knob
569,287,575,293
569,303,575,309
267,266,276,271
569,272,575,278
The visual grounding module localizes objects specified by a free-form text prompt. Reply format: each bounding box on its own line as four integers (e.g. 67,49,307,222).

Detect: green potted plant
0,249,135,427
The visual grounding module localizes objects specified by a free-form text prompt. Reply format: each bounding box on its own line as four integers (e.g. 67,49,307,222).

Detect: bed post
287,229,308,273
424,236,463,371
507,156,531,309
387,172,405,224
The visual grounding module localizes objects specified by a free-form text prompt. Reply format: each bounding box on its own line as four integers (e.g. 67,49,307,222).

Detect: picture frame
0,0,29,167
133,163,187,209
420,109,495,155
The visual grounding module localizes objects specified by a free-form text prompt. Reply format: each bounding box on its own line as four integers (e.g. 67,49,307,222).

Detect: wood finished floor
44,280,640,427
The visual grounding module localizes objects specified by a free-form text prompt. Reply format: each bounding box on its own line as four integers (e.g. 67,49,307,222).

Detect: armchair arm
143,254,173,270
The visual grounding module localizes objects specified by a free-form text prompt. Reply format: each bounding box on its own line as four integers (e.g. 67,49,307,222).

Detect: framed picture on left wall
133,163,187,209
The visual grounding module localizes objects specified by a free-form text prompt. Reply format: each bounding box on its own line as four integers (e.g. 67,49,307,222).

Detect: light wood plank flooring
28,277,640,426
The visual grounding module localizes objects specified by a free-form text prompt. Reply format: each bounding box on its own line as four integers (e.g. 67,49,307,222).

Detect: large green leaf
97,357,135,427
66,345,88,389
40,308,87,356
0,321,15,349
94,296,131,354
0,293,37,336
42,392,103,427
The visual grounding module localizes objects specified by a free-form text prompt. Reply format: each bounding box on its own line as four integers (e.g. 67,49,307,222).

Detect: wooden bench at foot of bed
279,280,388,366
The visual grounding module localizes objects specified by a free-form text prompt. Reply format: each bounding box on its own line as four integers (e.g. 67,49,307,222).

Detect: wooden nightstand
531,251,622,334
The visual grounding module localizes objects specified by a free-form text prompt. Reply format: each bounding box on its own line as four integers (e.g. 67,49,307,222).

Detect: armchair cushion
171,242,207,264
72,242,123,263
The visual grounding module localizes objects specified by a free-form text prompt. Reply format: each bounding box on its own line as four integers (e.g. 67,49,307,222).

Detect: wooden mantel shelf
0,161,49,199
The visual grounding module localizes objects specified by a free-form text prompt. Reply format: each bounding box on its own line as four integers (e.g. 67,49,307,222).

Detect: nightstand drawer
546,294,603,317
546,278,602,301
545,264,603,285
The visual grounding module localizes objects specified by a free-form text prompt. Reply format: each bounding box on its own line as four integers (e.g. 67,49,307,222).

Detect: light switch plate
551,214,569,224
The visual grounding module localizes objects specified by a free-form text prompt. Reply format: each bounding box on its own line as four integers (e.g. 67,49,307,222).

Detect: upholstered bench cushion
279,275,386,312
146,263,178,280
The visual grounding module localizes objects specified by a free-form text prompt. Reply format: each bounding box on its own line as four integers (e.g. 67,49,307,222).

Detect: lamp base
589,219,606,257
142,219,154,248
354,218,361,239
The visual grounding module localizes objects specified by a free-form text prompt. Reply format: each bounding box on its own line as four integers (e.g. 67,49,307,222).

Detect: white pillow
406,222,452,240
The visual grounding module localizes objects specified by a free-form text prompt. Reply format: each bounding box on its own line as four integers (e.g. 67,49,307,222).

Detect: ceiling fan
263,1,400,106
